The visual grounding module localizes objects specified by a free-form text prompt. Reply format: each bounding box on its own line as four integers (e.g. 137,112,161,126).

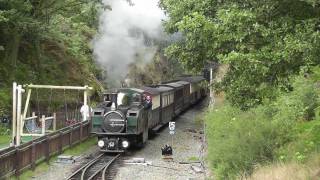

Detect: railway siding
67,153,120,180
0,120,91,179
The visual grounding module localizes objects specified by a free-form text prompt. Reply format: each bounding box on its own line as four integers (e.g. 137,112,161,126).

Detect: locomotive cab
91,88,151,152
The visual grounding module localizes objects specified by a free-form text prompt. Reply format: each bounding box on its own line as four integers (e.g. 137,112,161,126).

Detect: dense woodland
160,0,320,179
0,0,104,116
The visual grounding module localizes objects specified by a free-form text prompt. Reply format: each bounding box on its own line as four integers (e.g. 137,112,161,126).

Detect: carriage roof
180,76,205,83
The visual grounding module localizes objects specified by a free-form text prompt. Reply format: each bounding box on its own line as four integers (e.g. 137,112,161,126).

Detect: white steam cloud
93,0,166,87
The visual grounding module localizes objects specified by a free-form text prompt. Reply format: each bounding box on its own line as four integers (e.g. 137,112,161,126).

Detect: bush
206,75,320,179
206,105,276,179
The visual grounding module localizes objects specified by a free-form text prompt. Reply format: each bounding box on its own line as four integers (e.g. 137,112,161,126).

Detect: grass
0,134,11,149
63,136,97,156
13,158,54,180
188,156,199,162
245,154,320,180
13,136,97,179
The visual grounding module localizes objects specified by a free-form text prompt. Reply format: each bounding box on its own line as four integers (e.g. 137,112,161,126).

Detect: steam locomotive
91,76,207,152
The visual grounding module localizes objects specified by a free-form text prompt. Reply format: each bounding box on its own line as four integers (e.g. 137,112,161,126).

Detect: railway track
67,153,121,180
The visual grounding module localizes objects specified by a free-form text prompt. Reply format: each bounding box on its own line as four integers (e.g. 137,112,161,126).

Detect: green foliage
277,119,320,162
63,137,96,156
161,0,320,109
206,104,275,179
206,75,320,179
0,123,10,148
0,0,104,115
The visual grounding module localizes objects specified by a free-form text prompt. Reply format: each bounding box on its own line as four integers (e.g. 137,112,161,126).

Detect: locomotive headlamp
98,140,105,148
122,140,129,148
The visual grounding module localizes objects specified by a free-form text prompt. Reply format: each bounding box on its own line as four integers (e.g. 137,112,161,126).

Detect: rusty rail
0,120,91,179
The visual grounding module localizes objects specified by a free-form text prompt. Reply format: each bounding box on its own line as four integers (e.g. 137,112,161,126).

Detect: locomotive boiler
91,88,151,152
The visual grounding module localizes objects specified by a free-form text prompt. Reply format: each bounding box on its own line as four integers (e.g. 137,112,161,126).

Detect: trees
0,0,103,116
0,0,102,83
160,0,320,109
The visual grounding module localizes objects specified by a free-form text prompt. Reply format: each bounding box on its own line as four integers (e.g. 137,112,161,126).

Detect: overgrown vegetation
160,0,320,179
206,72,320,179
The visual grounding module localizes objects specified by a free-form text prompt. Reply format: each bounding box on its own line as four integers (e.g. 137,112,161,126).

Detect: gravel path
115,99,209,180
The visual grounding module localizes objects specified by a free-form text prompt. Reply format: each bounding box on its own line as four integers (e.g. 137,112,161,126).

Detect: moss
188,156,199,161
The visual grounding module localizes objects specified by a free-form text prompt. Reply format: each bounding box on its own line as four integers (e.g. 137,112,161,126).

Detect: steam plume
93,0,166,87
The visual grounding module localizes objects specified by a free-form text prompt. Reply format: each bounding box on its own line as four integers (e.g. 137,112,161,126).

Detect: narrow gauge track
67,153,121,180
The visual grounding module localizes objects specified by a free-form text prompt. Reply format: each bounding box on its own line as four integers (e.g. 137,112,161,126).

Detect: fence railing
0,120,91,179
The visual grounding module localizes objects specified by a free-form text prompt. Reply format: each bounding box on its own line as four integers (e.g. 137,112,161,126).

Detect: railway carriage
181,76,206,104
142,86,162,132
157,86,175,124
174,81,191,112
161,82,184,117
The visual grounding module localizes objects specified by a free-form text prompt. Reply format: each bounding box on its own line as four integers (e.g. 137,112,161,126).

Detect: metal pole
16,85,23,146
209,68,214,107
12,82,17,146
53,113,56,131
84,86,88,106
24,84,93,90
41,115,45,135
23,89,32,119
83,85,88,121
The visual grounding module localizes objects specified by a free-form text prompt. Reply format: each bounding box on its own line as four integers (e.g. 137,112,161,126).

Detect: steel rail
88,154,121,180
66,153,104,180
101,154,121,180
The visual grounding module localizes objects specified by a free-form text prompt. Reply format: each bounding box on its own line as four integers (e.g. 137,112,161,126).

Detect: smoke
93,0,166,88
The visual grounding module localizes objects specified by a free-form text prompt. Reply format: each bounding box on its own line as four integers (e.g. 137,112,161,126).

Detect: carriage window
163,95,169,107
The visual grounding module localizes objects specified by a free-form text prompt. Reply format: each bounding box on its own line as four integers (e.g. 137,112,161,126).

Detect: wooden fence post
69,126,73,146
59,131,63,154
45,136,50,163
80,123,83,142
15,148,21,176
31,141,36,170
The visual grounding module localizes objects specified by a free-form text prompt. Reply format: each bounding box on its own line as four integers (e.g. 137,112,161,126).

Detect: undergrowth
206,75,320,179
